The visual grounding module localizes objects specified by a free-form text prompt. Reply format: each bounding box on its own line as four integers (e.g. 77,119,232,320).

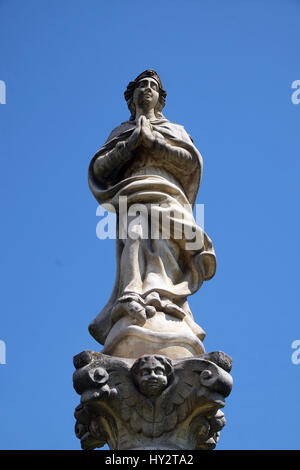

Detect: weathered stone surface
73,351,232,450
88,69,216,349
101,311,205,359
73,70,233,450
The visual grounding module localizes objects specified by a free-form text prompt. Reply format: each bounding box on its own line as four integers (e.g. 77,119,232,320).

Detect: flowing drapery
88,119,216,344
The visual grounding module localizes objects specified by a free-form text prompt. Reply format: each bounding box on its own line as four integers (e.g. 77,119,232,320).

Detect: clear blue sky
0,0,299,450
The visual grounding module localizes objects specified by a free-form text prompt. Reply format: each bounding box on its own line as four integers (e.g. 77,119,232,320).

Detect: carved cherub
131,355,172,398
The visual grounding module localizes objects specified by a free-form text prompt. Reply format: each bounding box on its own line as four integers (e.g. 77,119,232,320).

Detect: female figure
88,70,216,356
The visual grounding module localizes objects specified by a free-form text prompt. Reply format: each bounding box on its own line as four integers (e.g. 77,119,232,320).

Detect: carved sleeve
152,138,198,175
93,141,132,184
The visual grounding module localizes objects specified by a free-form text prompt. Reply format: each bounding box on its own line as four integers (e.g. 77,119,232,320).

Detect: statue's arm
93,123,142,184
152,138,198,175
93,141,132,184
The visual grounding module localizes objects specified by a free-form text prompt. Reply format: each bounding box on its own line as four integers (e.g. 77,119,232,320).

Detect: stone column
73,69,233,450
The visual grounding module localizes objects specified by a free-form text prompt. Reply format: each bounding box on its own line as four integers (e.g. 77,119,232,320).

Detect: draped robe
88,118,216,345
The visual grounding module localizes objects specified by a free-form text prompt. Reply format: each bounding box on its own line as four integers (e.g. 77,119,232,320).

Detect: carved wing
73,351,155,441
161,353,233,426
117,376,158,437
73,351,134,405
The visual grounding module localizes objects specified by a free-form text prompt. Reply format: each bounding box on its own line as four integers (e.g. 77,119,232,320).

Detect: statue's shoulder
105,120,134,144
156,119,194,144
172,122,194,142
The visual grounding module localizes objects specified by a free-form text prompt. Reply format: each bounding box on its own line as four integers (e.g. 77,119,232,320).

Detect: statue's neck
135,108,156,121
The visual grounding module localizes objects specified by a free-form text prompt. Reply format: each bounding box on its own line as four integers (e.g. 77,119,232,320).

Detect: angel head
131,355,173,398
124,69,167,121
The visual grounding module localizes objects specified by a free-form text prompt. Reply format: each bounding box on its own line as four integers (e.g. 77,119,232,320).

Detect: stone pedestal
73,351,232,450
101,311,205,359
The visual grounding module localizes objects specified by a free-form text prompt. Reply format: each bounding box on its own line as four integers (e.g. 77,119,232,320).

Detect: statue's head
131,355,173,398
124,69,167,121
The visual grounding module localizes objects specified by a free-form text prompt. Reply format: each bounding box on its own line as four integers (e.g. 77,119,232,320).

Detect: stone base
73,351,232,450
102,311,205,359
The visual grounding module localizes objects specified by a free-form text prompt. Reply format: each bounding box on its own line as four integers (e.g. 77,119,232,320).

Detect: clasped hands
126,115,162,152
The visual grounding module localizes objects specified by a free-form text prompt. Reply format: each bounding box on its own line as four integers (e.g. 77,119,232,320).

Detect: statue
73,70,233,450
88,70,216,358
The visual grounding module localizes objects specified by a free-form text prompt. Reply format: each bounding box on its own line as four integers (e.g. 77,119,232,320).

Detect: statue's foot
143,292,186,320
145,291,161,310
164,303,186,319
145,305,156,317
144,292,162,318
111,300,147,325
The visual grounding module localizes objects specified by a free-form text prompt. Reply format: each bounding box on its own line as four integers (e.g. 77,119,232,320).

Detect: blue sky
0,0,299,450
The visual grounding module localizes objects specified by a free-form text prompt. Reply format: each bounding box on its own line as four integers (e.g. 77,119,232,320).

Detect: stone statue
73,70,233,450
88,70,216,359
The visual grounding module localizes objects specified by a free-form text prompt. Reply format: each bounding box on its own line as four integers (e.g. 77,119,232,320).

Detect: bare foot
145,305,156,317
111,300,147,325
145,292,162,310
164,303,186,319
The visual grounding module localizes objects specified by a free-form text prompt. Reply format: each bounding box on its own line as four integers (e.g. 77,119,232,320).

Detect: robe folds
88,118,216,345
